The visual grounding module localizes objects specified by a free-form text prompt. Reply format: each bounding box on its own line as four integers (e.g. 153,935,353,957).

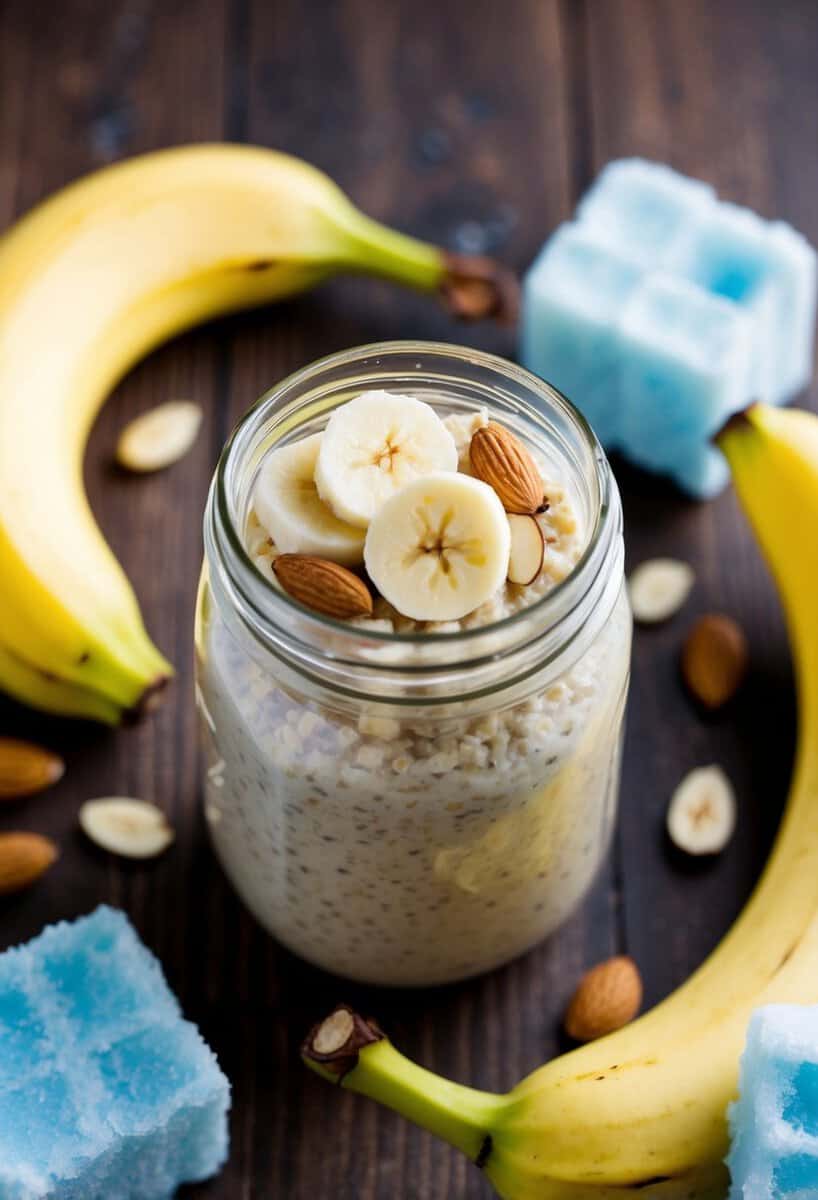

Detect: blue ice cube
521,224,640,446
728,1005,818,1198
521,159,817,498
618,273,753,465
668,443,730,500
0,907,230,1199
672,209,818,404
576,158,716,268
36,907,179,1051
0,952,55,1088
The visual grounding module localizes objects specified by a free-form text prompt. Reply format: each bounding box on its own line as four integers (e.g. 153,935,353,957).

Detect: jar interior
208,342,621,707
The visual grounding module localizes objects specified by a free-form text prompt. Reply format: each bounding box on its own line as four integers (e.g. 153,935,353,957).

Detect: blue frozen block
0,907,230,1200
576,158,716,269
767,221,818,401
521,223,641,447
617,273,754,467
521,159,817,498
668,202,816,405
728,1005,818,1198
669,443,730,500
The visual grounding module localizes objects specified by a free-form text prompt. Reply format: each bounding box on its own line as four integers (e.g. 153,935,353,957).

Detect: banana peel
303,403,818,1200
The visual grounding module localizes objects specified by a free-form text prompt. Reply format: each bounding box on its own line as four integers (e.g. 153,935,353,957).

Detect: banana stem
302,1006,505,1164
343,212,520,324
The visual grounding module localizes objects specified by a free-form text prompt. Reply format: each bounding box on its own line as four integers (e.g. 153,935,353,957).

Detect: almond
564,955,643,1042
681,614,748,709
0,738,65,799
507,514,545,585
273,554,374,619
0,832,59,894
469,422,545,514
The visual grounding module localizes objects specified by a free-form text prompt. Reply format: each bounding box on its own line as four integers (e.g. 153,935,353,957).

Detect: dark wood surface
0,1,816,1196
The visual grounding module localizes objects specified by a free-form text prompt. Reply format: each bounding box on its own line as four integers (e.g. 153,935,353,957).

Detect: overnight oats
196,343,630,986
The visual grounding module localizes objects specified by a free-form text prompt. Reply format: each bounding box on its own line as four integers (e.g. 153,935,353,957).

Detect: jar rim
211,339,616,656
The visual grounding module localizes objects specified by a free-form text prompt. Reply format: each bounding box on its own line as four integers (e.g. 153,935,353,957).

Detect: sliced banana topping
364,473,511,621
315,391,458,528
253,433,365,565
667,765,736,855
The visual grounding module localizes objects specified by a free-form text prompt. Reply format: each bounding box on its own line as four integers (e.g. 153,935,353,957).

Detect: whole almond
564,955,643,1042
681,614,748,709
274,555,374,619
0,738,65,799
469,422,545,514
0,832,59,894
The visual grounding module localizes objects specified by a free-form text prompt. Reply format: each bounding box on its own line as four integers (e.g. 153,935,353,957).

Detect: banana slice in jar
364,473,511,621
253,433,365,565
315,391,458,528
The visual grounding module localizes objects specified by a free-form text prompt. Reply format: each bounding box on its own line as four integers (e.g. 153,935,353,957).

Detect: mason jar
195,342,631,986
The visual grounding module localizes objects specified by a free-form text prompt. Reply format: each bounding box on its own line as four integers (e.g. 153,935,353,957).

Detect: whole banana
0,143,515,722
303,403,818,1198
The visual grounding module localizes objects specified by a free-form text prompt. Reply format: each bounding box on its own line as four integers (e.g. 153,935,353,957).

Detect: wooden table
1,1,815,1195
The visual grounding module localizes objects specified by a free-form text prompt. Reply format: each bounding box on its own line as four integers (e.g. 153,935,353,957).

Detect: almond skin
564,955,643,1042
273,554,374,619
0,832,59,894
681,614,748,709
469,422,545,514
0,738,65,800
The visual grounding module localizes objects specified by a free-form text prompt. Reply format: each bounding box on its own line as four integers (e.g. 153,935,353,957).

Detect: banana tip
122,675,171,725
440,252,520,325
714,401,761,446
302,1005,383,1081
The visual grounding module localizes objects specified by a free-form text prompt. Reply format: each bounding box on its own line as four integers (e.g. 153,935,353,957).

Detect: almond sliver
79,797,175,858
116,401,203,472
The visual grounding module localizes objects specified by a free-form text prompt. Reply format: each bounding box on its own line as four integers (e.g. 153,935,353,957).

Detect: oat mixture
197,403,630,985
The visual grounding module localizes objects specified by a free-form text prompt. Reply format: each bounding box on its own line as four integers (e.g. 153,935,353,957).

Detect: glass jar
196,342,630,987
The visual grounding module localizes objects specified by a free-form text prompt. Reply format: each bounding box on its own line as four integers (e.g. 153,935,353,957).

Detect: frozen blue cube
728,1005,818,1198
521,159,817,498
0,907,230,1200
617,274,752,480
521,224,641,446
668,202,809,406
576,158,716,269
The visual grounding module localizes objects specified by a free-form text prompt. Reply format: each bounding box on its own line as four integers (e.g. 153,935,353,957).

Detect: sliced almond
564,955,643,1042
507,514,545,585
667,766,736,855
79,797,175,859
0,738,64,799
681,614,748,709
273,555,373,619
628,558,695,624
469,422,545,514
116,401,203,472
0,832,58,894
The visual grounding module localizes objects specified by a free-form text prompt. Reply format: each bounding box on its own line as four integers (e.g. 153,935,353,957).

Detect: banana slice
364,473,511,621
667,766,736,855
253,433,365,565
315,391,458,528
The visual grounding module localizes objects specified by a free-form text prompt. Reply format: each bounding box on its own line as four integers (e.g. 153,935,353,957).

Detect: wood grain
0,1,815,1196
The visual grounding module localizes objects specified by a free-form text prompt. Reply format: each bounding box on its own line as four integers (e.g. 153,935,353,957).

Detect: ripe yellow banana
0,143,515,722
303,402,818,1199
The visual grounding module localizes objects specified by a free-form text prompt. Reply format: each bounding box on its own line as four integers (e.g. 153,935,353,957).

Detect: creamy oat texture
197,408,631,985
